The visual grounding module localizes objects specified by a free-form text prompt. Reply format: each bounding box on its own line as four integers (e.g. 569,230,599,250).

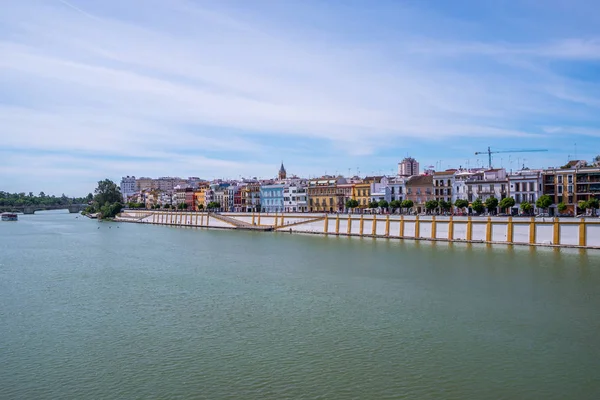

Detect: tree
557,202,567,213
401,199,414,213
177,203,188,210
99,202,123,219
536,194,553,212
378,200,389,209
345,199,359,211
454,199,469,213
520,201,533,215
207,201,221,210
484,197,499,214
498,197,515,213
425,200,438,214
389,200,402,212
94,179,122,207
587,198,599,215
198,204,204,210
438,200,452,213
472,198,485,214
368,201,379,209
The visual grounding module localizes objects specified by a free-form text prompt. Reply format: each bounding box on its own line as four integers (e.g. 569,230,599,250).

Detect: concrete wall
116,211,600,249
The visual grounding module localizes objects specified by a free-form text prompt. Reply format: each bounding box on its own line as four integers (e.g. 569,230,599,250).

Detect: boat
1,213,18,221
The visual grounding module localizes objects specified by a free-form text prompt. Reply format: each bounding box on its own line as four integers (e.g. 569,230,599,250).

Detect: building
120,176,136,201
337,183,354,212
278,162,287,180
464,169,508,204
307,176,347,213
241,183,261,212
136,177,155,192
433,170,457,204
260,184,285,213
368,176,391,204
398,157,419,177
283,183,308,212
508,170,542,215
405,175,433,213
542,163,600,216
388,177,406,203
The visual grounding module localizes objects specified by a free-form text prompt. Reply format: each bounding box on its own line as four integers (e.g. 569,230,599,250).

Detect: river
1,210,600,399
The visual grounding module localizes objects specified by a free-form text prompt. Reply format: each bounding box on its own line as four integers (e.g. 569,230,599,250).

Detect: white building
508,169,542,214
370,176,391,203
283,184,308,212
465,169,509,203
120,176,136,201
388,177,406,203
398,157,419,177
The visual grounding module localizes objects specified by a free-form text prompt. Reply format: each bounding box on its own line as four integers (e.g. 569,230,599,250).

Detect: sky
1,0,599,196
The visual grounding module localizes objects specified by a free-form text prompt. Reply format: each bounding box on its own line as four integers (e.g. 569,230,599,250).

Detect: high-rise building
120,176,136,201
398,157,419,176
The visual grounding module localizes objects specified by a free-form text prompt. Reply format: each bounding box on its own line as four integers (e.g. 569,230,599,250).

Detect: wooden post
252,212,255,225
372,215,377,236
486,216,492,242
400,215,405,237
257,213,261,226
529,217,536,245
507,216,513,243
335,214,340,234
274,212,278,228
152,213,156,224
415,215,420,238
466,216,473,241
579,219,586,247
280,214,285,227
553,217,560,245
324,214,329,233
448,216,454,241
359,215,364,236
206,212,210,227
431,216,436,239
385,215,390,237
347,215,352,235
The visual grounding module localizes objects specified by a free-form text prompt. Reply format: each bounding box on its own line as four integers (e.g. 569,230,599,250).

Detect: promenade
116,210,600,249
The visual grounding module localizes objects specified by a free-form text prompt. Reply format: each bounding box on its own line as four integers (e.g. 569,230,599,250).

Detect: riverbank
116,210,600,250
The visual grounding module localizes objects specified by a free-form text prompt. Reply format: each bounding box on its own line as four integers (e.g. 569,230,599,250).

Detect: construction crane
475,147,548,169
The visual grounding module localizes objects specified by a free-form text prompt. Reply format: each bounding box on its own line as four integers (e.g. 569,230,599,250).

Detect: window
478,185,482,192
501,184,506,193
531,194,536,202
515,194,521,203
558,186,563,194
568,175,573,184
490,184,494,191
417,188,421,195
515,183,520,192
529,182,535,192
568,185,573,193
558,176,563,184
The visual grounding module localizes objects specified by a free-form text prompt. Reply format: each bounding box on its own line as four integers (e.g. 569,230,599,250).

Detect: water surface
1,211,599,399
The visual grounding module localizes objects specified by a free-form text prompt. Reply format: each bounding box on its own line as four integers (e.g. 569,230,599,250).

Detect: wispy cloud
0,0,599,194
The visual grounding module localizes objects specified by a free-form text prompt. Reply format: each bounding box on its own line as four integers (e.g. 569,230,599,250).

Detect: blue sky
1,0,599,195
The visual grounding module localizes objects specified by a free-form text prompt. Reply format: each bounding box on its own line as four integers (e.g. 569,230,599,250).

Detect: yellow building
307,176,347,212
353,182,371,208
193,184,209,210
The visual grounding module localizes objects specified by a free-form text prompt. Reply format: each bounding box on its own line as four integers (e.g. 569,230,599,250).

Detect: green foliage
472,198,485,214
378,200,389,209
536,194,553,210
198,204,204,210
588,198,600,210
99,202,123,219
438,200,451,212
368,201,379,209
425,200,438,211
207,201,221,209
499,197,515,211
0,191,90,207
389,200,402,210
484,197,499,213
454,199,469,210
345,199,359,209
94,179,122,207
401,199,414,209
557,202,567,212
177,203,188,210
520,201,533,214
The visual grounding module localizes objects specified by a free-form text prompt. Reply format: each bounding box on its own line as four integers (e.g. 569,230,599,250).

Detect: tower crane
475,147,548,169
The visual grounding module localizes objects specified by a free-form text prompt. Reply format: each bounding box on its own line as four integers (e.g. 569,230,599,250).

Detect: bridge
0,204,87,214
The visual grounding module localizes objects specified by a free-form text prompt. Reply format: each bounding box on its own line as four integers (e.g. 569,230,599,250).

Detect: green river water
1,210,600,399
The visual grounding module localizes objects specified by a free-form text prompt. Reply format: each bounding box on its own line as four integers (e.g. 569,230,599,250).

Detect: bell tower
278,162,287,180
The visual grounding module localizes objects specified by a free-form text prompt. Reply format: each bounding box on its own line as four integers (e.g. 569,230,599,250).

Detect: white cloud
0,0,599,193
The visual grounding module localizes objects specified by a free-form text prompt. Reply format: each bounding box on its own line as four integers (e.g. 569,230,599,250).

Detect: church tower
278,162,287,180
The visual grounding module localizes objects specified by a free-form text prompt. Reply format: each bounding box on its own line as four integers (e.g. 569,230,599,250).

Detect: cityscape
120,155,600,216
